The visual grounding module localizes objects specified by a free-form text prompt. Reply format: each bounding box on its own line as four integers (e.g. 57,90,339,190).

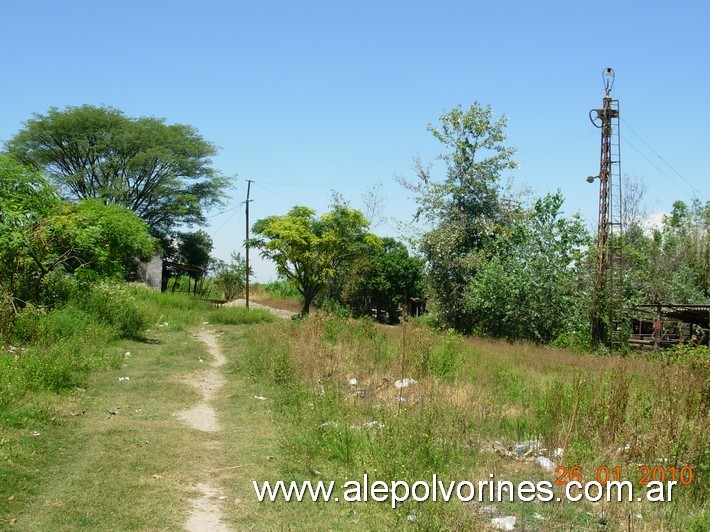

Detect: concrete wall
137,255,163,290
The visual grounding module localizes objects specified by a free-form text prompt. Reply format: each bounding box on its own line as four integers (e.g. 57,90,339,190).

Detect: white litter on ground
535,456,556,471
394,378,417,389
491,515,516,530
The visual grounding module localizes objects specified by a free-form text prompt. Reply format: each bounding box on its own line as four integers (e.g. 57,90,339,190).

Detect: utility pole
588,68,623,351
245,179,253,309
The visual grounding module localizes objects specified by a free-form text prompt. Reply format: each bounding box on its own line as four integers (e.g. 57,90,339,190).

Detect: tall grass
238,315,709,529
1,284,277,409
1,282,277,528
250,280,303,313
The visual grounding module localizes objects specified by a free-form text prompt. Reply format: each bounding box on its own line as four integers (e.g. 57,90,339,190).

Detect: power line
258,180,363,188
211,200,246,235
621,135,696,199
205,201,244,219
621,117,706,200
253,182,301,204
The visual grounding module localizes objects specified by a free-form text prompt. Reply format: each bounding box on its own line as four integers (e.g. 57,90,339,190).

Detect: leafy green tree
5,105,230,240
213,252,248,301
15,200,154,301
251,205,377,315
0,156,60,299
1,156,155,303
466,192,590,343
343,237,424,323
623,199,709,305
49,199,156,280
400,103,517,331
665,199,709,298
176,230,213,273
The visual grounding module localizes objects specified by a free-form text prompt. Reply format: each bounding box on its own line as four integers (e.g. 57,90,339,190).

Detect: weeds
207,306,275,325
238,315,709,529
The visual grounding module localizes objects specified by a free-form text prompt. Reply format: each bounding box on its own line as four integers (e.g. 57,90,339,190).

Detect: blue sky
2,0,708,280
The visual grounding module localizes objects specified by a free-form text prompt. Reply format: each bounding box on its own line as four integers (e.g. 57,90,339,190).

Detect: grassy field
1,287,707,530
237,315,708,530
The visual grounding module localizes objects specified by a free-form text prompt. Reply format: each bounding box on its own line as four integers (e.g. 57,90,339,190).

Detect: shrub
74,281,147,339
11,304,49,345
0,288,14,343
264,279,300,299
18,339,93,393
207,306,275,325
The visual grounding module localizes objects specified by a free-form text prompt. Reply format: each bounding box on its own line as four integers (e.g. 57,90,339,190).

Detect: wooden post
245,180,253,309
654,304,662,350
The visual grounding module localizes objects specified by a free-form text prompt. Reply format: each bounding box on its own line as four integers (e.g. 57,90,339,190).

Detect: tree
213,252,248,301
1,156,154,303
5,105,230,240
466,192,590,343
0,155,60,300
176,230,213,273
49,199,156,281
623,199,709,305
399,103,518,331
342,237,425,323
251,205,377,315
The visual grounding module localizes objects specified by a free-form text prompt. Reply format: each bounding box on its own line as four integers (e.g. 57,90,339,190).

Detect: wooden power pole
245,179,253,309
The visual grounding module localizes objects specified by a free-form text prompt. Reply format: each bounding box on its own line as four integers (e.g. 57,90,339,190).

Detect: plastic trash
394,378,417,389
535,456,557,471
516,439,540,454
348,378,358,386
254,395,268,400
491,516,516,530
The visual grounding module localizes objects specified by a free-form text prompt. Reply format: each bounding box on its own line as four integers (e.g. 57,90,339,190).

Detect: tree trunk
301,294,314,315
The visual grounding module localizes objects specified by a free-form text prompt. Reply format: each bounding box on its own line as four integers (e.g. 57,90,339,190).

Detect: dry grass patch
237,315,709,530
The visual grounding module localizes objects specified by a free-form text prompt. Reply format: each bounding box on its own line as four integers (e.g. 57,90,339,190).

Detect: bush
0,289,13,343
74,281,147,339
12,304,109,345
18,339,93,393
264,279,300,299
37,269,78,308
207,306,275,325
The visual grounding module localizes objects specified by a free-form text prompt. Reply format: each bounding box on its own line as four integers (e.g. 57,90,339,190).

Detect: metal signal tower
588,68,623,351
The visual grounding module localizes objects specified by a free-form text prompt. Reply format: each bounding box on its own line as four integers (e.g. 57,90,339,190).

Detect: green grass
207,306,275,325
1,333,207,529
233,315,709,530
2,286,707,530
0,285,279,530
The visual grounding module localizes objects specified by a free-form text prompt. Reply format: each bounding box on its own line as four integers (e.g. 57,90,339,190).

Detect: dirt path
223,298,296,320
176,330,230,532
4,318,284,530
